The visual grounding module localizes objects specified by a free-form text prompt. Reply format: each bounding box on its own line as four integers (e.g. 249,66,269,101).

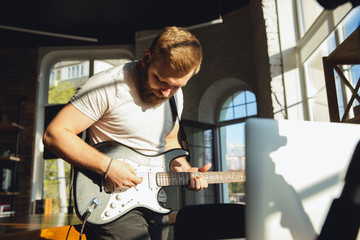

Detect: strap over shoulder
169,96,190,161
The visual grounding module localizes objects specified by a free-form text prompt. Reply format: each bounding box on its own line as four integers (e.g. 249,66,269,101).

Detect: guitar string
132,172,245,178
130,172,245,183
133,173,245,183
134,172,245,175
106,172,245,191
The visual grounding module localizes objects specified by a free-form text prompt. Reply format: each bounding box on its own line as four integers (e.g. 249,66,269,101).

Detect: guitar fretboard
156,171,245,187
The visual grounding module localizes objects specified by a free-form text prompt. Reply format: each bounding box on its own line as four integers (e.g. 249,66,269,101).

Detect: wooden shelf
0,192,19,196
0,211,15,218
0,111,23,215
0,114,24,131
0,122,24,131
0,156,21,162
344,115,360,124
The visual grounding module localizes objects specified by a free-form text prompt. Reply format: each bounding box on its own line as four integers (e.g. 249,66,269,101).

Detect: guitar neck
156,171,245,187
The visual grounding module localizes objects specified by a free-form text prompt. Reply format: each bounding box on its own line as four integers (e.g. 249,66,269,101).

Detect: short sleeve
70,70,116,121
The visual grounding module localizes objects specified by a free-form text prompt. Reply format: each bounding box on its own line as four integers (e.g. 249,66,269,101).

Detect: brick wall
184,7,257,120
0,48,38,214
249,0,275,118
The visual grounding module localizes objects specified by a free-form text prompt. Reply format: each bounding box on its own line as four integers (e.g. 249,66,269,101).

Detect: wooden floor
0,212,178,240
0,213,84,240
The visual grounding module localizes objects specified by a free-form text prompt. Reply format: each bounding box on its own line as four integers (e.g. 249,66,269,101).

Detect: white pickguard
100,158,170,221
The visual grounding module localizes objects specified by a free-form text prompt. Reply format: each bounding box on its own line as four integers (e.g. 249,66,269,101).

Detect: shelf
0,192,19,196
344,115,360,124
0,114,24,131
0,108,24,216
0,211,15,218
0,122,24,131
0,156,20,162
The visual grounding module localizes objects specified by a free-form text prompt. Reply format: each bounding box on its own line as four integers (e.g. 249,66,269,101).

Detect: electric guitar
74,141,246,225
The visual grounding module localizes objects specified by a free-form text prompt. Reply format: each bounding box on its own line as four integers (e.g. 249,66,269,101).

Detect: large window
303,7,360,122
43,58,131,213
218,90,257,203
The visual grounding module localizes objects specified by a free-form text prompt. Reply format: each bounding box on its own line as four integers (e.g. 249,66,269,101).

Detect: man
43,26,211,239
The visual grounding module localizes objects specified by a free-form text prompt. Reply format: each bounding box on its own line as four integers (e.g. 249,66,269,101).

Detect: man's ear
142,49,151,66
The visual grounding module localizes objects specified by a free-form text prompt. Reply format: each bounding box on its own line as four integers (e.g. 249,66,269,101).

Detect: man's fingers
133,176,143,185
188,176,208,191
198,162,212,172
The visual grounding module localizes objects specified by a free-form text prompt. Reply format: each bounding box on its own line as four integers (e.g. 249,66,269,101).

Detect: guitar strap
169,96,190,161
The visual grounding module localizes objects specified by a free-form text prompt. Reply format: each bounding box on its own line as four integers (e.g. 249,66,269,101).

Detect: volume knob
105,210,112,217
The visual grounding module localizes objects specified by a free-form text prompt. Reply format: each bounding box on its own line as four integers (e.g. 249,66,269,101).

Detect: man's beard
138,65,174,106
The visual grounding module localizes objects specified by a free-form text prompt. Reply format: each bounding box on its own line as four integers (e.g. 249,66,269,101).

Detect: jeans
84,209,170,240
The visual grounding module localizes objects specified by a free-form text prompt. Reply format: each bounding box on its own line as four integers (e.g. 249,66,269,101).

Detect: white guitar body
74,141,188,225
101,157,170,221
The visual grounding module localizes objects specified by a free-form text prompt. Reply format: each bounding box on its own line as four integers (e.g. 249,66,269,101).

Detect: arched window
218,90,257,204
219,91,257,122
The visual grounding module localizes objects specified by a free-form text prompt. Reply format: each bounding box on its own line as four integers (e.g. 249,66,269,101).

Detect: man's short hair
149,26,203,75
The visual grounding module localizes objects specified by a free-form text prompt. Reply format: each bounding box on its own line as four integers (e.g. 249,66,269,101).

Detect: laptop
245,118,360,240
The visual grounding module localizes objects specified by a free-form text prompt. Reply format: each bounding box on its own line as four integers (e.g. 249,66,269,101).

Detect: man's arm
165,123,211,191
43,103,142,189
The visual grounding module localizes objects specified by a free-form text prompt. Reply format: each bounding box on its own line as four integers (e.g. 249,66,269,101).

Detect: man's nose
161,88,171,97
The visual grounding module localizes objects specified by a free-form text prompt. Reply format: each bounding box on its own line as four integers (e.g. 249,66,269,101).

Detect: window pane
247,102,258,116
43,159,72,213
334,71,345,117
203,129,213,148
181,125,216,207
300,0,324,34
304,32,336,121
220,123,246,203
219,90,257,122
234,105,246,119
343,7,360,37
245,91,256,102
233,92,245,106
220,108,233,121
351,65,360,106
48,60,90,104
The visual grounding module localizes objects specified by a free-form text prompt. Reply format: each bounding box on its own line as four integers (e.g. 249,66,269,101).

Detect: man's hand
186,162,212,191
165,123,212,191
105,160,143,190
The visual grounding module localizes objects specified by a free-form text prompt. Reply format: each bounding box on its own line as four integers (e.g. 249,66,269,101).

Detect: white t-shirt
70,61,183,155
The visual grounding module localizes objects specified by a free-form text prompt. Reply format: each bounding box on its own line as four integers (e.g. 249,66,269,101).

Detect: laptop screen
245,118,360,240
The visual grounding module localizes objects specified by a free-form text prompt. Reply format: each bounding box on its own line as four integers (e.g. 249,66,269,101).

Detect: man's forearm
43,127,109,176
